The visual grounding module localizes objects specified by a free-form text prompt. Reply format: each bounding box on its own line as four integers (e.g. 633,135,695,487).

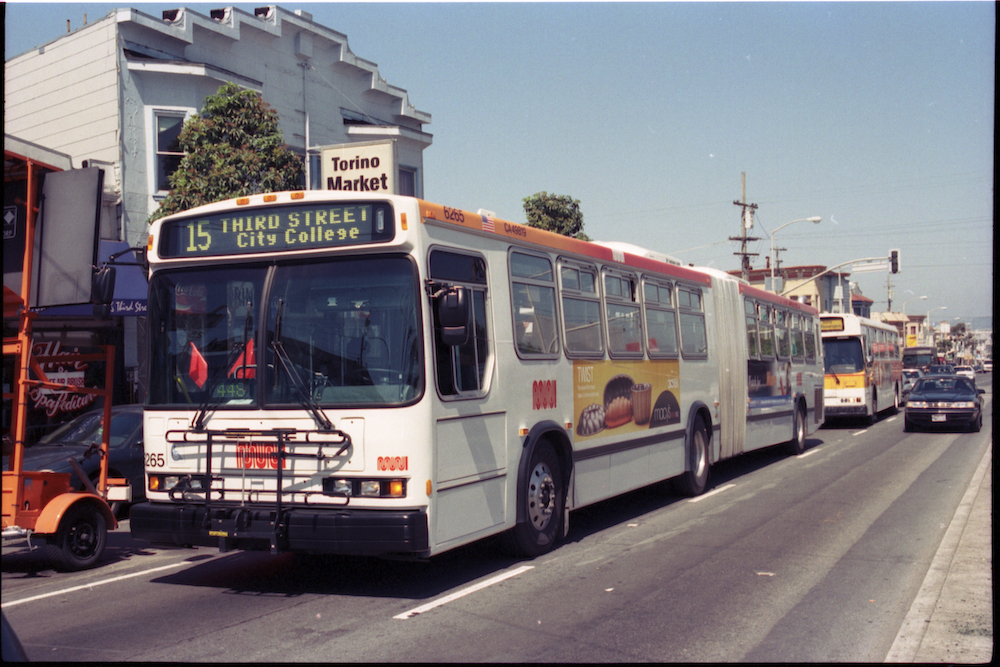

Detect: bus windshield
902,350,936,369
147,256,422,408
823,338,866,374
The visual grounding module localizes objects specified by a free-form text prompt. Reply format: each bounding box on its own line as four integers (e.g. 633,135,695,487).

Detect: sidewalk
885,441,993,663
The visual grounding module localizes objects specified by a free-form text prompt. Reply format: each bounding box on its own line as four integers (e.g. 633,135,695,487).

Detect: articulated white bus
130,191,825,558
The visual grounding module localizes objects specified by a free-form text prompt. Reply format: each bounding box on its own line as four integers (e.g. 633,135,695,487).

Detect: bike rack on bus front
164,427,351,553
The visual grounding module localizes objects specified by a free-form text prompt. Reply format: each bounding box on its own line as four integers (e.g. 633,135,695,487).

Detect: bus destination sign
821,316,845,332
159,202,395,258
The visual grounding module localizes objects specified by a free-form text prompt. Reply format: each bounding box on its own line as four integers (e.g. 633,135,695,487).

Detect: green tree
523,191,590,241
148,83,304,223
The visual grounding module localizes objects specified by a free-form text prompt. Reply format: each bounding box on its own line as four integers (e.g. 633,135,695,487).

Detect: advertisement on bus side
573,359,680,439
748,358,794,409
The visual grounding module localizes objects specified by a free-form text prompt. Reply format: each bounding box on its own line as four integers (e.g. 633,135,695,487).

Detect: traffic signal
889,249,900,274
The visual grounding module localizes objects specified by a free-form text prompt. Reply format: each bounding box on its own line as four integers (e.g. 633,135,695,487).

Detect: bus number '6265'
442,207,465,223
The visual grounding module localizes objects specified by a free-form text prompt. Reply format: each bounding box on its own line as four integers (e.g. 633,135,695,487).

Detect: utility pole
773,244,787,275
730,172,759,282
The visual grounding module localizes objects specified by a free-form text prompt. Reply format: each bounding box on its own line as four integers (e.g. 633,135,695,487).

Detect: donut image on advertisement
602,374,634,428
649,390,681,428
577,403,606,436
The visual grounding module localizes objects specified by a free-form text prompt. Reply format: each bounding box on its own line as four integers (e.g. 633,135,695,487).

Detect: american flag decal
481,214,495,233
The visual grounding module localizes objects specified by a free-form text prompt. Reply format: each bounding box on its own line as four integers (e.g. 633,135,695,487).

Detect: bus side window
775,309,790,359
644,279,678,357
510,252,560,358
758,305,775,358
809,322,821,362
744,299,759,358
678,286,707,358
604,270,643,358
790,313,805,362
559,260,603,357
430,249,491,397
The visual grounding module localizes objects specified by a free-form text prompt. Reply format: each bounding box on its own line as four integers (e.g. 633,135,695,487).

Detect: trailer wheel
46,503,107,572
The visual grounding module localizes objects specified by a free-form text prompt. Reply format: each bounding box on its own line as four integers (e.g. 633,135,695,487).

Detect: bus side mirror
437,286,471,347
91,265,117,319
92,265,116,305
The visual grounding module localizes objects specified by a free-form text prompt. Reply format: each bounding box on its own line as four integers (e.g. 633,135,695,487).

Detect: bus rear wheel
785,405,807,456
507,442,563,558
866,392,878,425
673,419,709,497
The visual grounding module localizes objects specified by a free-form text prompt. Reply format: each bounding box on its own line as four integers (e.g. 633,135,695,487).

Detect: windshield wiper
192,303,255,430
270,298,334,430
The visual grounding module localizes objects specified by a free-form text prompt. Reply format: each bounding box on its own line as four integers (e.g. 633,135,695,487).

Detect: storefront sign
320,140,397,194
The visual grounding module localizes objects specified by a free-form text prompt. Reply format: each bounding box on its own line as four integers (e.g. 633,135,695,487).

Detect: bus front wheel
508,442,563,558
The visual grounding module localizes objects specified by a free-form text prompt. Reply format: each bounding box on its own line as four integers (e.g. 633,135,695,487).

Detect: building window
398,167,417,197
155,112,187,192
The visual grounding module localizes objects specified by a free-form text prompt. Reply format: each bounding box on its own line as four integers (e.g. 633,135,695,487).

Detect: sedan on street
901,369,922,405
3,405,144,517
954,365,976,381
904,376,984,432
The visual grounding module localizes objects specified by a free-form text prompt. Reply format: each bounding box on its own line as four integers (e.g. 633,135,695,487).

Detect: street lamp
925,306,946,346
769,216,822,291
901,295,927,314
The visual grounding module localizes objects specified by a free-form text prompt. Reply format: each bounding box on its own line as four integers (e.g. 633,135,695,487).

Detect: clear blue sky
5,1,995,325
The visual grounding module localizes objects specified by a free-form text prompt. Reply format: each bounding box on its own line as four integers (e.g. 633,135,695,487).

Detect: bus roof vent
592,241,682,266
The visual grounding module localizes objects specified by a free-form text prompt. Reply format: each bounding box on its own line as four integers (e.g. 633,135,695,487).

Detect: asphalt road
2,374,991,662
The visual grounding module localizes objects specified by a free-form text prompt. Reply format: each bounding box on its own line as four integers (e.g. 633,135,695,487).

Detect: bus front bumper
129,502,429,557
824,403,868,417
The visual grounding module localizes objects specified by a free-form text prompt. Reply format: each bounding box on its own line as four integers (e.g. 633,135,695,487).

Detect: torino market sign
321,140,397,193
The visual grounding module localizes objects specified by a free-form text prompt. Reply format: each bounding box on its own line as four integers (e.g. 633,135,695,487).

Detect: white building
4,5,432,250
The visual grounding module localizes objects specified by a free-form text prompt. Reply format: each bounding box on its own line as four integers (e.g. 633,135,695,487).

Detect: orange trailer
2,148,123,571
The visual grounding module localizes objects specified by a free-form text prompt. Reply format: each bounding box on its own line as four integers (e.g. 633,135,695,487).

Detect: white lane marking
1,561,193,609
853,429,868,436
687,483,735,503
797,448,820,458
394,565,534,619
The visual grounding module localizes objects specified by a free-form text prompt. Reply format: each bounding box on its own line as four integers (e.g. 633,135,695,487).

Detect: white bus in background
821,313,903,423
130,191,825,559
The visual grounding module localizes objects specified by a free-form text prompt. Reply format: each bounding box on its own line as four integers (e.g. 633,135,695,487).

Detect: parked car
4,405,144,517
901,369,922,405
904,376,984,432
954,365,976,381
925,364,955,376
983,359,993,372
